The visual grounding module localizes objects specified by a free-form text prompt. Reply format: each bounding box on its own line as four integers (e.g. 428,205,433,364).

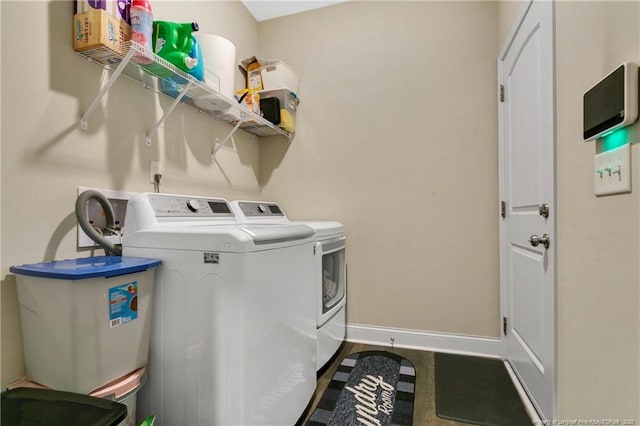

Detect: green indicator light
602,128,628,152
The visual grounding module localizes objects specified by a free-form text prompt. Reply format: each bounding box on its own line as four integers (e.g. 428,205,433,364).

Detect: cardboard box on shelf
235,89,261,115
73,0,131,65
246,61,263,91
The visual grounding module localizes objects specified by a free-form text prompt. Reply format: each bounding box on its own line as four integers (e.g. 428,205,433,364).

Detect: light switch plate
594,143,631,196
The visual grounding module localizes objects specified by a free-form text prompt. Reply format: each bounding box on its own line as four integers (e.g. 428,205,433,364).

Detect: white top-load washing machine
231,201,346,371
122,193,317,425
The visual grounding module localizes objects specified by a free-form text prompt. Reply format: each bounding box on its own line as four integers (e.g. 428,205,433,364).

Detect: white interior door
498,0,556,421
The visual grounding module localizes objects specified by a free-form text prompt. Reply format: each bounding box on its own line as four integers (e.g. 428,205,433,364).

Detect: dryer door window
322,248,345,314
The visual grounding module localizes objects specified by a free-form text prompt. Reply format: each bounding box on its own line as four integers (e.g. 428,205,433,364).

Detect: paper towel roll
194,33,237,100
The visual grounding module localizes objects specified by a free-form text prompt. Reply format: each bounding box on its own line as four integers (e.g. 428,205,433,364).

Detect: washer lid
242,224,314,244
123,223,315,252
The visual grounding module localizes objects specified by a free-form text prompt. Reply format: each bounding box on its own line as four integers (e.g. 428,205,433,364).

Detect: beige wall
258,1,500,336
0,0,261,387
555,1,640,421
497,0,527,47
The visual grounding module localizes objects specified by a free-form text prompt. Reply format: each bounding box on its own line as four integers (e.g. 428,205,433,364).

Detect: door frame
497,0,558,421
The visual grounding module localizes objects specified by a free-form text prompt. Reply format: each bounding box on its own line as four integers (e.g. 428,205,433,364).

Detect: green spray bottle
152,21,199,75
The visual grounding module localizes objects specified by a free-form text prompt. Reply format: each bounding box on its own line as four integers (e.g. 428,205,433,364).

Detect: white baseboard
346,323,502,359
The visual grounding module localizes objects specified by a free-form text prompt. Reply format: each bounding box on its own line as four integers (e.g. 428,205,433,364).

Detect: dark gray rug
306,351,416,426
434,352,531,426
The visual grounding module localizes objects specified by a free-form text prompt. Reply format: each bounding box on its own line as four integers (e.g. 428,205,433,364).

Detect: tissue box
73,0,131,65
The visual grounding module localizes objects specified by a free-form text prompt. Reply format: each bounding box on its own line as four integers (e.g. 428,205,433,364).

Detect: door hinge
499,84,505,102
503,317,508,335
501,200,506,219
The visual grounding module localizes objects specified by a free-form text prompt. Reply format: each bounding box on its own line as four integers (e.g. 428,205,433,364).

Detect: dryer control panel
148,194,234,217
236,201,284,217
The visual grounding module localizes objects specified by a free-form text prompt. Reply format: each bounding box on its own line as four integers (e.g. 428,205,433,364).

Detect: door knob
529,234,550,249
538,203,550,218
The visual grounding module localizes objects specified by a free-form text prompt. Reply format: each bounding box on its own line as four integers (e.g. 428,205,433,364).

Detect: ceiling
241,0,347,22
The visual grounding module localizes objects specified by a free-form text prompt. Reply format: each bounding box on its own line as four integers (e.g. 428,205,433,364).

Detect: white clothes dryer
122,193,317,425
231,201,346,371
306,221,346,371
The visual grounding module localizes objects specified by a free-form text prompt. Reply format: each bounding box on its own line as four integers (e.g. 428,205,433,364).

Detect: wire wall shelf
77,41,290,147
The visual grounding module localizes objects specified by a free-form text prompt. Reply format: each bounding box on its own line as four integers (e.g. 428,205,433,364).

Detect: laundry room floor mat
306,351,415,426
434,352,531,426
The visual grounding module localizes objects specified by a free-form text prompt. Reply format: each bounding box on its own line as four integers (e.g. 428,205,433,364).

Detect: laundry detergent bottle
152,21,200,74
187,35,204,81
171,34,204,84
130,0,153,64
161,36,204,95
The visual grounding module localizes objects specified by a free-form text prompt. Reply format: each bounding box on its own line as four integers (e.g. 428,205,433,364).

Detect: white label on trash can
109,281,139,328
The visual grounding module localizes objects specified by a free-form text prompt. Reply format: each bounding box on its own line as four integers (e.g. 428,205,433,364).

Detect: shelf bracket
80,47,137,131
146,80,194,146
212,115,248,157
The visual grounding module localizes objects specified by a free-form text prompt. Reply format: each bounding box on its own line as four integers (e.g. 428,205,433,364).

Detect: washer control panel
148,194,234,217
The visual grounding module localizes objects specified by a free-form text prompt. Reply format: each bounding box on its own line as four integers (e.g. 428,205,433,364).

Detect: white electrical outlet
594,143,631,196
150,161,161,184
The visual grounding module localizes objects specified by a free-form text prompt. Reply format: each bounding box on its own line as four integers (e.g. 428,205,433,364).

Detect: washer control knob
257,204,267,213
186,199,201,212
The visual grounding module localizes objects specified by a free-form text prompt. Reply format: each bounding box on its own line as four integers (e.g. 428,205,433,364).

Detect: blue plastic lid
9,256,161,280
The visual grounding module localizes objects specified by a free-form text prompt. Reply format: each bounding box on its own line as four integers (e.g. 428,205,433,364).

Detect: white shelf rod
145,80,194,145
80,47,137,130
212,117,247,156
